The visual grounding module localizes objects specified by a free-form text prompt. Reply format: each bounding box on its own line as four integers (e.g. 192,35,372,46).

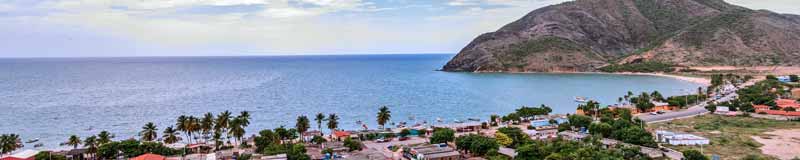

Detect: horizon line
0,52,457,59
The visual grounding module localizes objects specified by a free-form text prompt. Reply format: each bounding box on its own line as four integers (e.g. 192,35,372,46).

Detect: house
655,131,709,145
525,128,558,140
754,100,800,116
302,130,322,142
432,122,482,133
0,150,40,160
558,131,588,141
131,153,166,160
404,144,461,160
333,131,353,141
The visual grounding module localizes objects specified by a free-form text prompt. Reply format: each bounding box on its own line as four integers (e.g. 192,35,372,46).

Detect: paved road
638,80,757,123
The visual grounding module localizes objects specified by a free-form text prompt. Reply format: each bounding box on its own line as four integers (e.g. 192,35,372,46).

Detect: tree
201,112,214,142
314,113,326,131
64,135,82,149
766,75,778,80
567,115,592,129
176,115,190,144
97,131,113,145
35,151,67,160
327,114,339,135
429,128,455,144
295,115,310,142
489,115,500,126
0,134,21,156
228,118,246,145
216,111,232,143
377,106,392,129
495,132,513,147
140,122,158,142
651,91,664,102
310,136,326,144
588,123,613,137
790,75,799,82
83,136,98,159
497,127,528,148
342,137,362,151
612,127,656,147
455,134,499,156
162,126,179,144
683,150,708,160
578,101,600,116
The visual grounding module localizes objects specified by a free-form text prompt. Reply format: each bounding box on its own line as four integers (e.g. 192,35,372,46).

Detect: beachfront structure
527,118,567,139
404,144,461,160
655,131,709,145
0,150,40,160
432,122,482,133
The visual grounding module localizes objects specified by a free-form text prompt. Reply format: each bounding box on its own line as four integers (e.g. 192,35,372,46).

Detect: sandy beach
751,129,800,160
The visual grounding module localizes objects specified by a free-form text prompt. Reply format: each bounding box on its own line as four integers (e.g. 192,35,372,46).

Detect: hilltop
442,0,800,73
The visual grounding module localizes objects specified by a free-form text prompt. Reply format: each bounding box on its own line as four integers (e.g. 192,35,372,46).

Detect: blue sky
0,0,798,57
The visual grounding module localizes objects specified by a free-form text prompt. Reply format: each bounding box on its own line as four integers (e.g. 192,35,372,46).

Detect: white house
656,130,710,145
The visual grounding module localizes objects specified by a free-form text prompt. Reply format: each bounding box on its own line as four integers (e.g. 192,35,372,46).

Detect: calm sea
0,54,702,149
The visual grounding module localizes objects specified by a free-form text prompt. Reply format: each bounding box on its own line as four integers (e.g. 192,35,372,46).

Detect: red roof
333,131,351,137
131,154,166,160
776,99,800,109
754,105,771,110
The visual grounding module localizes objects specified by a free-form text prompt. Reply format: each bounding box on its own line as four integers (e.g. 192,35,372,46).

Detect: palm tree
83,136,97,159
201,112,215,142
327,114,339,138
176,115,190,143
63,135,82,149
0,134,21,156
187,116,201,143
163,126,180,144
314,113,326,131
97,131,113,145
238,111,250,127
228,118,245,145
295,115,310,141
650,91,664,102
140,122,158,141
216,111,232,142
376,106,391,130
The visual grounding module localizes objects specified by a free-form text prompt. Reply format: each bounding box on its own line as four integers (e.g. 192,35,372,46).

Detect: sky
0,0,798,57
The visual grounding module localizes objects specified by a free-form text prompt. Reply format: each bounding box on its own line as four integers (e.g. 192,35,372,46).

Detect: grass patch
649,115,800,159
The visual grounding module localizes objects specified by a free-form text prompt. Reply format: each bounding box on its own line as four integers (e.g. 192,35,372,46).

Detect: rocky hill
442,0,800,72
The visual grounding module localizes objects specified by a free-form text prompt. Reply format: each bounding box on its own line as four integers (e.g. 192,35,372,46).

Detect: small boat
436,118,443,123
355,120,363,125
84,126,93,131
574,96,588,103
34,143,44,148
26,138,39,143
467,118,480,121
454,119,464,123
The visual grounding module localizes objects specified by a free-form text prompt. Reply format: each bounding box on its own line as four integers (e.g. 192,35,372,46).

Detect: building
713,106,739,116
432,122,482,133
131,153,166,160
405,144,461,160
302,130,322,142
777,76,792,83
655,131,709,145
525,129,558,140
754,99,800,116
0,150,40,160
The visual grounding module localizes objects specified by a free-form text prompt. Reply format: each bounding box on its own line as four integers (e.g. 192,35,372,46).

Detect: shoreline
470,71,711,86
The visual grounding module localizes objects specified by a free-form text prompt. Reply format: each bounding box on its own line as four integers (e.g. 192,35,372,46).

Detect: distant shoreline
468,71,711,86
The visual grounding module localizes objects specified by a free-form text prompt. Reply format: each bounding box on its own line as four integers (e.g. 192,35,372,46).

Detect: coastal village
2,74,800,160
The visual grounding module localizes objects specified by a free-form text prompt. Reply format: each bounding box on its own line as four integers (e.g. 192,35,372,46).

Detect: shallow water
0,54,703,149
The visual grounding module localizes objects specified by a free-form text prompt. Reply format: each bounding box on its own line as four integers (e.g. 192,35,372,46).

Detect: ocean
0,54,702,149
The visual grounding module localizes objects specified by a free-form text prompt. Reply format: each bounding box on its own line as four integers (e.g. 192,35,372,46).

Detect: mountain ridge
442,0,800,72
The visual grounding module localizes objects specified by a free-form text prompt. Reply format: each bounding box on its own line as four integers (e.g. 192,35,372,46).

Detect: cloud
0,0,798,57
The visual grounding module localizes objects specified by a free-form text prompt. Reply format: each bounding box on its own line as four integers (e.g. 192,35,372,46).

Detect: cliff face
442,0,800,72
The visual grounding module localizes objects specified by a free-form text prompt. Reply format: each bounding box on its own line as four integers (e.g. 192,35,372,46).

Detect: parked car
649,112,658,115
376,138,391,143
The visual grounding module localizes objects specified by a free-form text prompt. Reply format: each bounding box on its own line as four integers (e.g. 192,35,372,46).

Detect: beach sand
751,129,800,160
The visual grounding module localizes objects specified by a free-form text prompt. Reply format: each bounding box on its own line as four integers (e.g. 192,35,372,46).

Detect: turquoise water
0,54,702,149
